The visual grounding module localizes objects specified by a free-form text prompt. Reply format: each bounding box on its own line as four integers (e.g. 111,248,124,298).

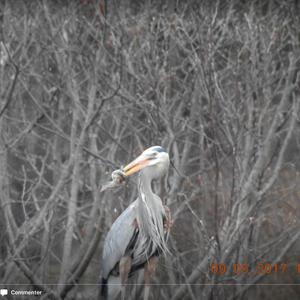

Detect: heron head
122,146,169,179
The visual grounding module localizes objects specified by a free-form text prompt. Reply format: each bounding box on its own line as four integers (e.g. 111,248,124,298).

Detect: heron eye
148,156,156,160
145,152,157,159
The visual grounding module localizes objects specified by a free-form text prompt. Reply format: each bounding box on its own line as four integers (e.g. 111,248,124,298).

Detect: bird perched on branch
99,146,172,300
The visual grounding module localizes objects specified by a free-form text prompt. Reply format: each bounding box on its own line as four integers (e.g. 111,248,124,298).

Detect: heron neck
138,172,164,211
132,172,168,260
137,172,165,239
138,173,154,198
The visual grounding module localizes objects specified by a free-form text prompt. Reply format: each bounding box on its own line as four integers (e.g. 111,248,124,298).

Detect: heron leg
163,205,173,231
119,256,132,300
144,256,159,300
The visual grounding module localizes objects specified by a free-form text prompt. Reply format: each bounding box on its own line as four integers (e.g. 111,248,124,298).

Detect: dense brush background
1,1,300,299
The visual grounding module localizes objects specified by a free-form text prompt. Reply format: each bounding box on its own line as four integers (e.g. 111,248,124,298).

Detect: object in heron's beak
100,169,126,192
111,169,126,183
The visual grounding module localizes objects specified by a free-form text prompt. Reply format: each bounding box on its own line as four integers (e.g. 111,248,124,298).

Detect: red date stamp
210,262,289,275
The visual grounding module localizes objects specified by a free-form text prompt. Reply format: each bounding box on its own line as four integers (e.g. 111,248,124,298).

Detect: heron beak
123,154,150,176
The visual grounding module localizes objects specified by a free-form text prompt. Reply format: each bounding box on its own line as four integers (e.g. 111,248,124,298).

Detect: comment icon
0,289,8,296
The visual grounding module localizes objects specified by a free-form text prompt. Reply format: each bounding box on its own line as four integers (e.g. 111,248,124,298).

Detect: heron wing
102,200,138,279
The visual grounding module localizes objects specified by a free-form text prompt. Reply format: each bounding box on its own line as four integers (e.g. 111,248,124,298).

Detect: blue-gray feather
102,202,137,279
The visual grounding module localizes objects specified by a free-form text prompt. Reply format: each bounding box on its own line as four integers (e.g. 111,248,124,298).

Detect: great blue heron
99,146,171,300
